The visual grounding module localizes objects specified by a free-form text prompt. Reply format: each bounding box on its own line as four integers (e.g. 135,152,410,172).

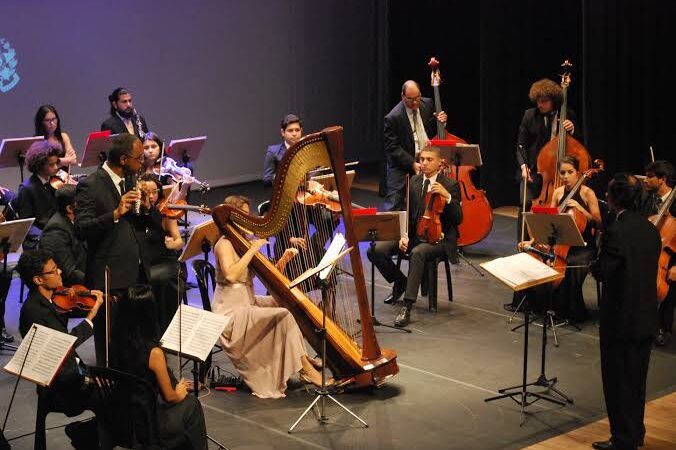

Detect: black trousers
658,286,675,332
599,335,653,450
0,271,10,331
384,165,408,212
367,240,446,302
150,259,182,334
516,175,542,242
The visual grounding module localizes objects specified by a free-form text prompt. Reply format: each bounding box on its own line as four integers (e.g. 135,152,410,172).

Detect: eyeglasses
39,267,60,276
125,153,144,162
404,95,421,102
43,118,58,124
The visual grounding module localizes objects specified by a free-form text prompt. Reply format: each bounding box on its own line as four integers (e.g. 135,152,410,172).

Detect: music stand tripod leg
457,247,484,277
191,360,229,450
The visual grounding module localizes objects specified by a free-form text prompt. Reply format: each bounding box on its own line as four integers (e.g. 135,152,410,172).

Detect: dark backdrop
388,0,675,207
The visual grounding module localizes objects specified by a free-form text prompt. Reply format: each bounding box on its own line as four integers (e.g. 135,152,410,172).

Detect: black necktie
419,178,430,215
119,180,125,195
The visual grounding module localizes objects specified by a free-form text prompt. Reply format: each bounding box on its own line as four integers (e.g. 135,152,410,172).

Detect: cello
649,187,676,302
427,57,493,246
532,60,592,208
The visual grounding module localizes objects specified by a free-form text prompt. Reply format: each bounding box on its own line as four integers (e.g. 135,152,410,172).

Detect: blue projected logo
0,38,20,93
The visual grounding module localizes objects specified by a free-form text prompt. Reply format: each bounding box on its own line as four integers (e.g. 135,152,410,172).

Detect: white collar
102,161,124,188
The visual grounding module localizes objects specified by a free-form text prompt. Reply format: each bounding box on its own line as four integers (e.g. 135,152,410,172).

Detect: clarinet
133,108,145,139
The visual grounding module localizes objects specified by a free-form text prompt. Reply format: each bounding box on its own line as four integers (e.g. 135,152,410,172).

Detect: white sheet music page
3,324,77,387
161,304,229,362
481,252,561,290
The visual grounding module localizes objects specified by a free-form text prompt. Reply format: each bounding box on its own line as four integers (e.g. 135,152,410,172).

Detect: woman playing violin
142,132,193,186
519,155,601,323
138,173,184,331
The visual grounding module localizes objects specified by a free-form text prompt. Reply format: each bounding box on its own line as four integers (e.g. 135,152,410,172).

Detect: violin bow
177,264,182,376
159,142,166,178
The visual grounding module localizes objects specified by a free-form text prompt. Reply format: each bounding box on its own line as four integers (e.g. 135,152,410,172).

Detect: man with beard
101,87,149,139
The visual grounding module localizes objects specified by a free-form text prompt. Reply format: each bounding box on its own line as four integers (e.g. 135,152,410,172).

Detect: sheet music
3,324,77,387
318,233,346,280
160,304,229,362
481,253,562,291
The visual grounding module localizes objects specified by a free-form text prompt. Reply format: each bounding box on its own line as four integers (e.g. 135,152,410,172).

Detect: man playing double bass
515,78,579,241
368,146,462,327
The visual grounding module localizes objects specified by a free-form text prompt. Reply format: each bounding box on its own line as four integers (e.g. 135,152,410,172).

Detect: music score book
480,253,564,292
3,324,77,387
160,304,230,362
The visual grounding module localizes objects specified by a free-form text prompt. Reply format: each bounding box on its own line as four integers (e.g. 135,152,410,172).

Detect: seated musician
211,195,327,397
367,145,462,328
17,140,62,249
640,160,674,346
112,284,207,449
39,185,87,286
518,155,601,323
142,132,193,186
16,249,104,448
137,173,185,332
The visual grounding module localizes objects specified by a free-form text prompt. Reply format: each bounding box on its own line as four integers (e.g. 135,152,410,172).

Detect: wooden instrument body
650,188,676,303
212,127,398,387
416,190,446,244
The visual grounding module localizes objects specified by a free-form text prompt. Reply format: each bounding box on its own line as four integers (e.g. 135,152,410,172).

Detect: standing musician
516,78,579,241
590,174,661,450
34,104,78,168
518,155,601,323
368,146,462,327
17,140,62,249
101,87,149,139
75,133,152,364
16,249,104,448
640,160,675,346
383,80,447,211
39,185,87,286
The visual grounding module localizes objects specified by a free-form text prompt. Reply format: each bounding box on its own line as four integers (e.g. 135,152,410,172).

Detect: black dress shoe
394,305,411,328
384,279,406,305
591,440,615,450
0,329,14,344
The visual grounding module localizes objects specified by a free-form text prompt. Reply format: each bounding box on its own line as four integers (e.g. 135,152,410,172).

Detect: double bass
649,187,676,302
427,57,493,246
212,127,398,388
533,60,592,208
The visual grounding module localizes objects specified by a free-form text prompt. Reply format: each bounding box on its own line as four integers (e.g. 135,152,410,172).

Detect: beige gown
211,238,307,398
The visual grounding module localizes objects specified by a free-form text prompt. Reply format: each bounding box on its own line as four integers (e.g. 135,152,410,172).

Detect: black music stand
288,245,368,433
436,143,485,276
353,212,411,333
485,213,582,423
179,219,219,263
0,136,45,183
79,131,116,168
0,218,33,353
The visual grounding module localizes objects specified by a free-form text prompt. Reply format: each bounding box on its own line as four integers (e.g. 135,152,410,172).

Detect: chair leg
444,259,453,302
428,261,438,312
19,281,25,304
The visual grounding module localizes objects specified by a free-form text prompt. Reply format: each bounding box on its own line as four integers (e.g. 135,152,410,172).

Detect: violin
49,169,78,190
52,285,99,312
165,203,212,215
296,179,341,212
415,186,446,244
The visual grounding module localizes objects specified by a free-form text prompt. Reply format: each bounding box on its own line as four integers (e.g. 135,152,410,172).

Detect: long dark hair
34,105,64,147
111,284,161,374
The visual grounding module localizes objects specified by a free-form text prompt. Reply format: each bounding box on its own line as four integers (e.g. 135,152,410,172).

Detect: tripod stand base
457,248,484,277
288,389,368,433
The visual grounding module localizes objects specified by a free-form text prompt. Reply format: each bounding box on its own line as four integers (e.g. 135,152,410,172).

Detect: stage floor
1,182,675,450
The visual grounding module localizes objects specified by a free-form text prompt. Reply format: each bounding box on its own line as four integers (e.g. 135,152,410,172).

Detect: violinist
16,140,61,249
16,249,104,448
519,155,601,323
138,173,184,331
367,146,461,327
383,80,447,211
142,131,193,186
39,185,87,286
34,104,78,168
640,160,674,347
516,78,579,241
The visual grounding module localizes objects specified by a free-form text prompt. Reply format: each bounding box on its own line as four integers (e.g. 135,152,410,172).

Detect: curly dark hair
608,173,642,211
138,173,164,202
16,248,54,288
25,140,63,174
528,79,563,107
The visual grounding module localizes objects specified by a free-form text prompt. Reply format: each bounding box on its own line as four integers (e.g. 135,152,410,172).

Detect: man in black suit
17,140,62,249
40,185,87,286
515,78,579,240
16,249,103,447
100,87,148,139
368,146,462,327
383,80,447,211
639,160,674,346
590,174,661,450
75,133,151,364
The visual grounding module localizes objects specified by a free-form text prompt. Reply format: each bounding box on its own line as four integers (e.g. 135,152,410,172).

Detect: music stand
167,136,207,168
0,218,34,353
484,213,582,423
79,131,115,168
179,219,220,263
288,245,368,433
311,170,356,192
0,137,45,183
353,212,411,333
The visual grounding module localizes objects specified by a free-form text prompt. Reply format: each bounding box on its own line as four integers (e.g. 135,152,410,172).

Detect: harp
212,126,398,387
